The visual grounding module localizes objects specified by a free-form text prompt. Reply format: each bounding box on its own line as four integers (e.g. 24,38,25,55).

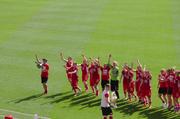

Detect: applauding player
100,54,112,90
158,69,168,108
80,55,89,92
67,63,82,96
60,52,74,87
35,55,49,94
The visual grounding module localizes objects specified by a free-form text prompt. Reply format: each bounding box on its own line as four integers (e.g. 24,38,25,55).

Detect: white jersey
101,90,110,107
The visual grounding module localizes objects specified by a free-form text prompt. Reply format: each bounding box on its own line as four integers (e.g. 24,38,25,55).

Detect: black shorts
167,87,173,95
110,80,119,91
101,107,112,116
41,77,48,84
101,80,110,90
158,87,167,95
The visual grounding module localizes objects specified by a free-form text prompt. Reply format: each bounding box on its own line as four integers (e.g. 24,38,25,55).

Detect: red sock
85,83,88,90
109,115,113,119
96,90,99,96
103,117,107,119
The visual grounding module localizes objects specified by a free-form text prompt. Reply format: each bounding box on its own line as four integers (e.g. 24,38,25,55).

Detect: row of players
35,53,180,115
60,53,180,110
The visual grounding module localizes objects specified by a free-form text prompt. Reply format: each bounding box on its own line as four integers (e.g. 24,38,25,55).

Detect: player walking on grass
173,72,180,112
110,61,120,99
158,69,168,108
101,84,113,119
140,69,152,108
67,63,81,96
89,60,96,94
35,55,49,94
166,68,176,109
100,54,112,90
89,58,100,96
93,58,101,96
127,66,136,102
135,60,144,102
60,52,73,88
121,64,129,99
80,54,89,92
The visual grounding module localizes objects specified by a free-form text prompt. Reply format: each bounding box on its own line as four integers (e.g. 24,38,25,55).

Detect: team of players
35,53,180,118
158,68,180,112
121,61,152,108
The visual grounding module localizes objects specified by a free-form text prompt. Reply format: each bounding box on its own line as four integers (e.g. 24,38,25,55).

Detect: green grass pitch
0,0,180,118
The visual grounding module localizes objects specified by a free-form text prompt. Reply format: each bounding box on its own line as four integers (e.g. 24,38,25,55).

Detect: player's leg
158,88,165,104
123,81,127,99
115,80,120,99
41,77,48,94
95,84,99,96
42,83,48,94
173,96,178,112
109,107,113,119
101,107,108,119
167,88,173,109
101,80,105,91
82,75,88,92
95,79,100,96
90,79,95,93
147,90,152,108
83,80,88,92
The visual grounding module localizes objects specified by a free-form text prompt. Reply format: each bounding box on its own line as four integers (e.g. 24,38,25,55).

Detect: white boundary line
0,108,51,119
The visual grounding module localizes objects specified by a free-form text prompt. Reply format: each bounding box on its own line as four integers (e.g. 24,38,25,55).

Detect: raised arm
137,59,142,67
82,54,87,62
60,52,68,62
35,54,41,64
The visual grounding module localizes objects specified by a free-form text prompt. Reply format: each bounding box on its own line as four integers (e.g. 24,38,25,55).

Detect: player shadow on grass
139,107,179,119
67,93,101,109
44,91,72,99
115,100,179,119
13,93,44,103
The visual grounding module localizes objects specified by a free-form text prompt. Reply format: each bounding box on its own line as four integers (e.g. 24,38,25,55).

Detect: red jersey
128,69,134,83
71,65,78,80
66,62,73,73
100,66,111,81
122,69,128,83
136,70,143,82
81,63,89,75
141,72,151,89
158,74,168,88
89,65,94,80
93,65,100,80
167,73,176,88
174,76,180,90
41,63,49,78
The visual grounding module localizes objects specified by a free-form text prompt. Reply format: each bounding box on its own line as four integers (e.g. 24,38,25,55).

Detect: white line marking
0,108,51,119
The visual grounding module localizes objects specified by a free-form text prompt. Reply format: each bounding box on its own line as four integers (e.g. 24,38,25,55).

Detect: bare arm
60,52,68,62
108,54,112,64
137,59,141,66
35,54,41,64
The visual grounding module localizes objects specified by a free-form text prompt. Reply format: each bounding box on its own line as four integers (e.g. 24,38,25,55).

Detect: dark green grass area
0,0,180,118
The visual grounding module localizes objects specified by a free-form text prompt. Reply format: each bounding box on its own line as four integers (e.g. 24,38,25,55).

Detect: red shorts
135,81,141,96
173,88,180,98
90,79,95,86
90,78,100,86
67,73,72,80
128,81,135,94
123,80,128,92
71,79,78,89
95,79,100,85
82,74,88,82
141,88,151,97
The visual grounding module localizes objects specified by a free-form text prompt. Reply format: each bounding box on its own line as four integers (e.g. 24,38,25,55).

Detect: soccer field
0,0,180,119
